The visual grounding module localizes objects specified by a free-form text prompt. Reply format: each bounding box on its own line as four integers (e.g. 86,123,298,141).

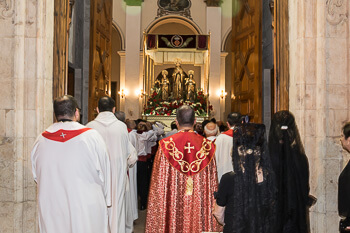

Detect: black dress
268,110,313,233
215,123,276,233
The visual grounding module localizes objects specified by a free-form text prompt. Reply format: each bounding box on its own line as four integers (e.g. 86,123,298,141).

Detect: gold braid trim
163,138,212,173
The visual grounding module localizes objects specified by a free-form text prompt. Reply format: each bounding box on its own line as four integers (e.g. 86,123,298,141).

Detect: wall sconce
136,89,146,99
219,90,227,100
118,89,126,99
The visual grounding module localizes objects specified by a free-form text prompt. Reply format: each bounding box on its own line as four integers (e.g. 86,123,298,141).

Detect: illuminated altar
142,33,211,121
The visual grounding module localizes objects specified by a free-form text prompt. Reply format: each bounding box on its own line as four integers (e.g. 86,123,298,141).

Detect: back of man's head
126,119,136,130
98,96,115,112
227,112,242,126
54,95,79,121
176,105,195,127
115,111,126,122
170,121,177,130
204,122,218,137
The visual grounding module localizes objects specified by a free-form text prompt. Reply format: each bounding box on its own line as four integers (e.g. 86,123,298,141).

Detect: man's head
341,122,350,152
170,121,177,130
54,95,80,121
227,112,242,127
204,122,218,137
115,111,126,122
126,119,136,130
97,96,115,113
176,105,195,128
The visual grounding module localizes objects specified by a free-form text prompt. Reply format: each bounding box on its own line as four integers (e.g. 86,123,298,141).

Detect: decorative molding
326,0,348,25
0,0,14,19
204,0,222,7
157,0,192,19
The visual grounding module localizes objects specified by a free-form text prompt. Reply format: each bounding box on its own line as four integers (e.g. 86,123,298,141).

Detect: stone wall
0,0,54,232
289,0,350,232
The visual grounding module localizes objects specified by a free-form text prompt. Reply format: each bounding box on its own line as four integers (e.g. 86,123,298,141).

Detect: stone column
289,1,349,232
124,3,142,119
206,6,222,119
0,1,54,233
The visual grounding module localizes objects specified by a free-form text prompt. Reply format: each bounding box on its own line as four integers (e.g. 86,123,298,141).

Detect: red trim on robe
222,128,234,137
159,131,215,176
127,128,132,133
42,128,92,142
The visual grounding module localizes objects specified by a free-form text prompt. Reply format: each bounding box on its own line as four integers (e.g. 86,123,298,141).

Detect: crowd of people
30,94,350,233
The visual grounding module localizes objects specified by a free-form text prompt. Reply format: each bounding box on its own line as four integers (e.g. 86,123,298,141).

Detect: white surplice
214,128,234,182
31,121,111,233
87,112,135,233
128,129,139,221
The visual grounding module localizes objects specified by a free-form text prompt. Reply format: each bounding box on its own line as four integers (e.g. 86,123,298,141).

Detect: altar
143,115,208,132
141,33,212,121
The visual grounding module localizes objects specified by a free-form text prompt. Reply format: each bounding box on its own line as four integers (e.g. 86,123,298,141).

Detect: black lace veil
227,123,276,233
268,110,311,233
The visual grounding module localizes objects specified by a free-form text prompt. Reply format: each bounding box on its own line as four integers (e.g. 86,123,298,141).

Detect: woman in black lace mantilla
214,123,277,233
268,110,316,233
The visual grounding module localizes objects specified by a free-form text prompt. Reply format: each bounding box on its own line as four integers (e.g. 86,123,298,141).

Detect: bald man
204,122,219,142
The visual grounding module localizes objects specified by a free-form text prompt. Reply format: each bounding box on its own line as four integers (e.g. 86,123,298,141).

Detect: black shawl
226,123,276,233
268,110,311,233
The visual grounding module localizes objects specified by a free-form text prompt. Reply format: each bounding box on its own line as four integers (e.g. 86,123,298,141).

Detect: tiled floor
133,209,146,233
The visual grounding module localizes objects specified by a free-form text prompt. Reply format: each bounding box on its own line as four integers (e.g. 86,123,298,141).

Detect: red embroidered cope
159,131,215,176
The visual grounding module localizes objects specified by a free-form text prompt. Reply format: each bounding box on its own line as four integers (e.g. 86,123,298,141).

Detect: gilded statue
172,61,184,99
185,70,196,101
160,70,170,100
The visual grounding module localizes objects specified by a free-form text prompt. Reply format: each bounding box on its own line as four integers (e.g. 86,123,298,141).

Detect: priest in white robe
214,112,242,181
126,119,139,222
87,96,137,233
31,95,111,233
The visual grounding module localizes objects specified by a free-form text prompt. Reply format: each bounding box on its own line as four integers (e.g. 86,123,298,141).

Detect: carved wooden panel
231,0,262,123
89,0,113,121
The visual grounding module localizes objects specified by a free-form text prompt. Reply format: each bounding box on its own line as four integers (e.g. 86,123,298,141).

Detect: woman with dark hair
268,110,316,233
213,123,276,233
339,122,350,232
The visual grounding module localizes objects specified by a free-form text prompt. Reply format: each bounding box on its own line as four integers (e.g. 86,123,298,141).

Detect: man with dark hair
115,111,126,123
98,96,115,112
87,96,137,233
31,95,111,233
164,121,178,138
146,105,221,233
214,112,242,181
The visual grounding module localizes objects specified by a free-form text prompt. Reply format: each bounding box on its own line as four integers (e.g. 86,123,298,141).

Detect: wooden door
231,0,262,123
89,0,113,121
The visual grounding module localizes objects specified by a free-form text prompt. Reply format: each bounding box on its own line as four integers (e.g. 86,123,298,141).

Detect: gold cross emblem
184,142,195,153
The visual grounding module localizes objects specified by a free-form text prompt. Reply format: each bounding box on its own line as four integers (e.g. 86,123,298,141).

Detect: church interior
1,0,350,232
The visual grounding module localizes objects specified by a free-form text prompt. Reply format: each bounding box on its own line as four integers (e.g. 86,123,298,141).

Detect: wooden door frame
273,0,289,112
53,0,75,100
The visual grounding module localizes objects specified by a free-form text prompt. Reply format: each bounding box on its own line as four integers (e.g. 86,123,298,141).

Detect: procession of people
34,93,350,233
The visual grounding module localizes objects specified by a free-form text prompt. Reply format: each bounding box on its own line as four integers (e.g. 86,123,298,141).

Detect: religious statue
172,60,184,99
160,70,170,100
185,70,196,101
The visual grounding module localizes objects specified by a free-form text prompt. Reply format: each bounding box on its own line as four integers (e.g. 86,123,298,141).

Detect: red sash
42,128,92,142
222,128,234,137
159,131,215,176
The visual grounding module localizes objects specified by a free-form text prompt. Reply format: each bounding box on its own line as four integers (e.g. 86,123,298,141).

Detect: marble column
289,1,350,232
0,0,54,232
207,6,222,120
124,5,142,119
